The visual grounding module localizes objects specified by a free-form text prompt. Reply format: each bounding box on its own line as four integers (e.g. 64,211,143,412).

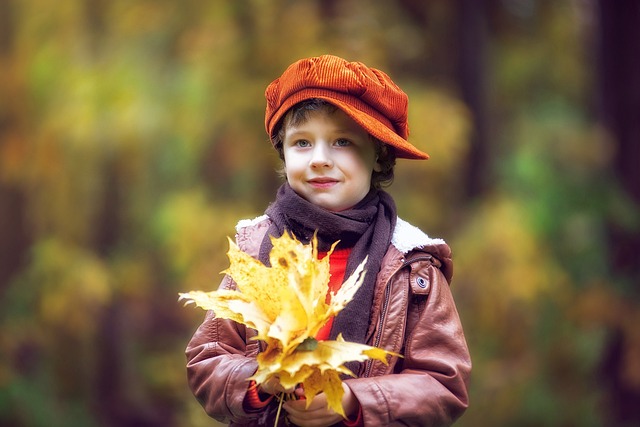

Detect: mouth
307,177,339,188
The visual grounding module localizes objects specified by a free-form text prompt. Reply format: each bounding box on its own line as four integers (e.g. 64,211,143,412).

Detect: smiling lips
307,177,339,188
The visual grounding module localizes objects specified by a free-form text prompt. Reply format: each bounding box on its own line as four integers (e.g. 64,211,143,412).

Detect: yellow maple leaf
179,232,397,419
303,369,345,417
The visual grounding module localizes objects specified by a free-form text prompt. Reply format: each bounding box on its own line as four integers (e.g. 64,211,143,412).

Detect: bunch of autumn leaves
180,232,394,418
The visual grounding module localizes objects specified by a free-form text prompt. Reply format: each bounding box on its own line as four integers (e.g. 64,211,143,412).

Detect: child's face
282,108,381,212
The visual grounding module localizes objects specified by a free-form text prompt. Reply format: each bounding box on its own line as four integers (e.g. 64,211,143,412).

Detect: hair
271,99,396,189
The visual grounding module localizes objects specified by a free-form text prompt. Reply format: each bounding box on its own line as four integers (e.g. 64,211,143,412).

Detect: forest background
1,0,639,426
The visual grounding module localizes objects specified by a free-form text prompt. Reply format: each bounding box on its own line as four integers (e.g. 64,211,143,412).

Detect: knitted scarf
259,183,397,346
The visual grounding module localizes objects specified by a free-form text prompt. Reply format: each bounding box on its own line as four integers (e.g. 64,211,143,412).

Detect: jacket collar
235,214,453,284
391,217,446,254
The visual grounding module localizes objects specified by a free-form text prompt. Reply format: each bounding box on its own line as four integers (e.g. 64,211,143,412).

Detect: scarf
259,183,397,346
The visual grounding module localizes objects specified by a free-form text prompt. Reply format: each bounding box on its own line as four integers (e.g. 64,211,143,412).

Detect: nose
309,143,333,168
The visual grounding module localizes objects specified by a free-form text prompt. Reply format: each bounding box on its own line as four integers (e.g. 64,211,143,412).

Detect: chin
320,203,352,212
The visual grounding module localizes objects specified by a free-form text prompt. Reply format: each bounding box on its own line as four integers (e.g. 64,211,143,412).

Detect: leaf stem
274,391,285,427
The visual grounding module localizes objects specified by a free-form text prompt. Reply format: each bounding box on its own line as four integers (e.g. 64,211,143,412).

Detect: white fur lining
392,217,446,254
235,214,269,232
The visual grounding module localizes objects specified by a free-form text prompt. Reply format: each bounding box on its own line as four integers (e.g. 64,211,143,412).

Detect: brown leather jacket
185,216,471,426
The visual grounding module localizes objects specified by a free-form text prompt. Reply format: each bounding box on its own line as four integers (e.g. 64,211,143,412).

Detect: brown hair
272,99,396,189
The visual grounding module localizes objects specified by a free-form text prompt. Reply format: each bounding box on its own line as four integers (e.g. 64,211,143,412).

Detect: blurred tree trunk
318,0,339,18
455,0,490,199
0,0,30,293
597,1,640,424
395,0,490,199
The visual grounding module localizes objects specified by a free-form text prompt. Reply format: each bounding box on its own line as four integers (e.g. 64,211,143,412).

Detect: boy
186,54,471,426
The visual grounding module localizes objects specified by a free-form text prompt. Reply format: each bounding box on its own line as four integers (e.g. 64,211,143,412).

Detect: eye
335,138,351,147
295,140,311,148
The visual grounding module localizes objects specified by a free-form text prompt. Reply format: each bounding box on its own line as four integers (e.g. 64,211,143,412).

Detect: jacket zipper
363,255,434,378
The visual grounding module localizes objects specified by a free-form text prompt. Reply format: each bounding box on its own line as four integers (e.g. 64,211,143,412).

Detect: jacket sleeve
346,257,471,427
185,275,260,424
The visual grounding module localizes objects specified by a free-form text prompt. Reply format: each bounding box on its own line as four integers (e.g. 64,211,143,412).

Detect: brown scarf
259,183,397,346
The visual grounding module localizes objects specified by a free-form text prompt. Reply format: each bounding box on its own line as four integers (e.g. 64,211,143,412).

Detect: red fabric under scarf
315,248,351,341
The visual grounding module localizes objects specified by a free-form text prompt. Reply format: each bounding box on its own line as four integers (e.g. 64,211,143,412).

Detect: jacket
185,215,471,426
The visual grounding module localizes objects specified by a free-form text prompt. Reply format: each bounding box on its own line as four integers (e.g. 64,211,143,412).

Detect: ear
373,156,383,172
277,163,288,180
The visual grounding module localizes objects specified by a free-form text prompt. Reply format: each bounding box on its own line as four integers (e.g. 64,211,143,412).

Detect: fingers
258,375,295,395
258,376,277,395
283,393,343,427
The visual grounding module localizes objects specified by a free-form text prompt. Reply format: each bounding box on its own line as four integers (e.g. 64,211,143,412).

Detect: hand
258,375,295,396
283,382,358,427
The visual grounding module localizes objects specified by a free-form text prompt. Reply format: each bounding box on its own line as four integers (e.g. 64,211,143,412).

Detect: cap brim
267,90,429,160
319,97,429,160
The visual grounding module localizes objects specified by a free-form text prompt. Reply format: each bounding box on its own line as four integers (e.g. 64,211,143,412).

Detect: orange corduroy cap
264,55,429,160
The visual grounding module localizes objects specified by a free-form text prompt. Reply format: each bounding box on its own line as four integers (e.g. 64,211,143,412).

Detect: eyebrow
333,129,361,135
284,129,312,138
286,127,362,136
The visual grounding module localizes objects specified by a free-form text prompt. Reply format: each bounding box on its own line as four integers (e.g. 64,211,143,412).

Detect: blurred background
1,0,639,426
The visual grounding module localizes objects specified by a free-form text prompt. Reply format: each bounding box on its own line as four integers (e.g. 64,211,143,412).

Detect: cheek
282,158,304,183
356,145,378,168
281,152,297,174
350,150,377,174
